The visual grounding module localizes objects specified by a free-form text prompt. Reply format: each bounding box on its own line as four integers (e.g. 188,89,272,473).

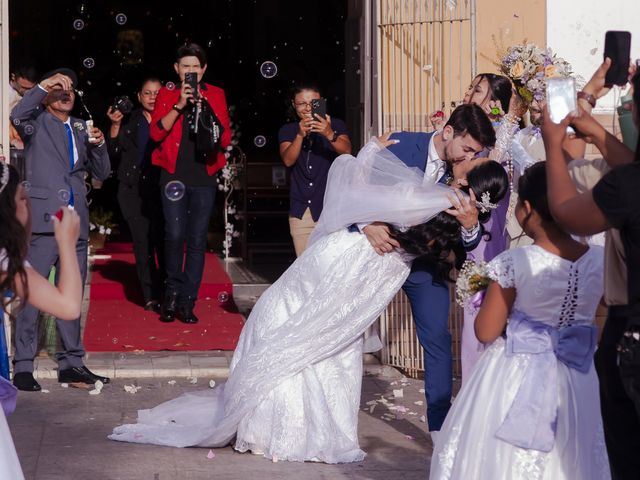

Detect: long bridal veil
309,138,455,245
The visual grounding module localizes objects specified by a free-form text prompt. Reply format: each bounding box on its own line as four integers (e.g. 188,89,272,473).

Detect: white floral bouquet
498,42,573,105
455,260,491,309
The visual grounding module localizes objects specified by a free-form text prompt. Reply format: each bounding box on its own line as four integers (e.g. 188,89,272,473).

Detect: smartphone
604,31,631,87
184,72,199,98
311,98,327,119
546,78,576,124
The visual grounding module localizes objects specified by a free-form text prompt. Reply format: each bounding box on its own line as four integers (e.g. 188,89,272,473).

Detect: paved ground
9,365,434,480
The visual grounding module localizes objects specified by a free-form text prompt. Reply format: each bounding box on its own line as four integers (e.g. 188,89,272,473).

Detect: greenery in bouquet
89,207,118,236
495,40,573,105
455,260,491,308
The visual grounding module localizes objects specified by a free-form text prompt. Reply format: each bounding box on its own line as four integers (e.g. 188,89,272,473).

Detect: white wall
547,0,640,112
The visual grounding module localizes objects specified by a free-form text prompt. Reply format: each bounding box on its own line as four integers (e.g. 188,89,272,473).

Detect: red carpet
83,243,245,352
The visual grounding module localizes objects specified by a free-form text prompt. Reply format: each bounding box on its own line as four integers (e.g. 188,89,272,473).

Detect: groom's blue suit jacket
386,131,482,251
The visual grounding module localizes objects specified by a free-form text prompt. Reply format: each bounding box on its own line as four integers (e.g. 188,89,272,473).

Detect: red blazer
150,83,232,176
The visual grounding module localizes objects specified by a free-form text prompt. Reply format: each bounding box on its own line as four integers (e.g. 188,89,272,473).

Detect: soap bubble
260,61,278,79
164,180,186,202
253,135,266,147
83,57,95,69
73,19,85,30
58,189,71,203
112,337,118,344
24,124,34,135
21,181,31,191
217,291,229,303
166,81,176,91
115,13,127,25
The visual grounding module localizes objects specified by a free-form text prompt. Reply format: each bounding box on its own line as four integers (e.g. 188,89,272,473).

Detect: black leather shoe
144,300,161,312
160,292,179,322
177,305,199,324
80,366,110,384
58,366,96,384
13,372,41,391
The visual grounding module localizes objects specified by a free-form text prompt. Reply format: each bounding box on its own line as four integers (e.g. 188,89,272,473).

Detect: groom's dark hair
446,104,496,148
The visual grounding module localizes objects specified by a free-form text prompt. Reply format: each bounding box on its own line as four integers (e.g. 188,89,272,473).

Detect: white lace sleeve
486,250,515,288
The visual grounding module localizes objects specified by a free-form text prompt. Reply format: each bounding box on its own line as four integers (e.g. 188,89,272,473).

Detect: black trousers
595,306,640,480
117,182,165,303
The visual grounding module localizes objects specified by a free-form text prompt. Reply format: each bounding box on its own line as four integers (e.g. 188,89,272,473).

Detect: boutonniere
73,121,84,131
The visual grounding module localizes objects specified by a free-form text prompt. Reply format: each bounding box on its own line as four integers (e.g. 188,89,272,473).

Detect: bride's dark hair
0,164,29,316
389,159,509,282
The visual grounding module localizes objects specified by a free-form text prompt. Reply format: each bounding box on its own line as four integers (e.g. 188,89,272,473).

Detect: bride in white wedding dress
109,139,508,463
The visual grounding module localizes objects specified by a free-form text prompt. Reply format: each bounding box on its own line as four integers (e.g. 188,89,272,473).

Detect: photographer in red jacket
150,43,231,324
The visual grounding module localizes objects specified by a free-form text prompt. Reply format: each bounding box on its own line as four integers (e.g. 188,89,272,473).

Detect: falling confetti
207,450,215,459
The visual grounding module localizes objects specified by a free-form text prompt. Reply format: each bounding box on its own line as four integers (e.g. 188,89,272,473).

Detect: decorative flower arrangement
496,41,573,105
89,207,118,237
455,260,491,310
215,105,245,259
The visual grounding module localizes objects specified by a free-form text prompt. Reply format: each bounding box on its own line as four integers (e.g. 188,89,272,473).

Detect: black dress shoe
144,300,161,312
58,366,97,384
160,292,179,322
80,366,110,384
177,305,199,324
13,372,41,392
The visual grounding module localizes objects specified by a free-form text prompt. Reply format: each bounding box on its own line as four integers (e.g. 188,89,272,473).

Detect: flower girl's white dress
430,245,610,480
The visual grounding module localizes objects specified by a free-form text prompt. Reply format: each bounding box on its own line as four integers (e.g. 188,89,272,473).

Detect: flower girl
430,162,609,479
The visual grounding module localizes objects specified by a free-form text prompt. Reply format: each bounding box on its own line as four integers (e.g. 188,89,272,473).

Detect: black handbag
186,98,225,154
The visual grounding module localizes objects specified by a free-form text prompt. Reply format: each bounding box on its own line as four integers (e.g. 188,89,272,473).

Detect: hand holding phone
184,72,199,99
604,31,631,87
311,98,327,119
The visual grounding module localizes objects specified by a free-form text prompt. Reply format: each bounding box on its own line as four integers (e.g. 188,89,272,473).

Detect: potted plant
89,207,118,251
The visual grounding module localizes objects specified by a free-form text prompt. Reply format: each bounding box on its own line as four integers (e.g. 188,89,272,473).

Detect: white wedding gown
110,140,457,462
430,245,610,479
110,229,412,462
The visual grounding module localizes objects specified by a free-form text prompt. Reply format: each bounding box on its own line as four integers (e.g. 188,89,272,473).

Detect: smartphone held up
184,72,199,99
546,77,577,132
311,98,327,119
604,30,631,87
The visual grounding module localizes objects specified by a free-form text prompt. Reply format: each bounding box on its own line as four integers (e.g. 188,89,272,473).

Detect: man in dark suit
363,104,496,434
10,68,111,391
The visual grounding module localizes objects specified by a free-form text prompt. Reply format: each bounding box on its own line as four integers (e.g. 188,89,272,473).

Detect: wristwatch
172,104,184,113
577,91,596,108
330,131,339,143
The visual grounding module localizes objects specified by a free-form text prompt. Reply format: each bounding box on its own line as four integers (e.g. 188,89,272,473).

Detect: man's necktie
63,123,75,207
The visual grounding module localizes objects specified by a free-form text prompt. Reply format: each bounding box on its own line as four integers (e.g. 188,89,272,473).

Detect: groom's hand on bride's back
363,222,400,256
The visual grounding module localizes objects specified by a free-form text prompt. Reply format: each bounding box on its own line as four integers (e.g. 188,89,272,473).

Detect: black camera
112,95,134,114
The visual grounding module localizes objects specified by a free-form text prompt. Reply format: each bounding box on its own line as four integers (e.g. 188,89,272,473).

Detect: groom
363,104,496,433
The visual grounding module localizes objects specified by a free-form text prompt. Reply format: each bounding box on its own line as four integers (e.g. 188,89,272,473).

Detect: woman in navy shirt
278,83,352,256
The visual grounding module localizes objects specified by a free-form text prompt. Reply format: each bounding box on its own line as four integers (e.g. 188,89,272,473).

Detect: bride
110,137,508,463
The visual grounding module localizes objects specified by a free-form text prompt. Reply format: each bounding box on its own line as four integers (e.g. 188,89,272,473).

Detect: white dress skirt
430,246,611,480
110,230,412,463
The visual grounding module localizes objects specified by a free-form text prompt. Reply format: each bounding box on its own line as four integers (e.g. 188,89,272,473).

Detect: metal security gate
371,0,476,378
377,0,476,133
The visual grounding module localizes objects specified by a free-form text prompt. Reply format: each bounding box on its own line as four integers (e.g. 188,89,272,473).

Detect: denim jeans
161,185,215,306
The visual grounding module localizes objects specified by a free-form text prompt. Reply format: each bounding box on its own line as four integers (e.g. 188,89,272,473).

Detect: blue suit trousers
402,256,452,432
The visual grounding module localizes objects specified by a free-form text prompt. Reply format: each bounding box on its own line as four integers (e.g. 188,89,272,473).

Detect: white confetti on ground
188,377,198,384
419,388,425,394
209,380,216,388
392,389,404,398
420,415,426,423
207,450,215,459
414,400,424,406
167,380,176,386
89,380,104,395
60,383,69,388
41,389,50,394
124,384,142,394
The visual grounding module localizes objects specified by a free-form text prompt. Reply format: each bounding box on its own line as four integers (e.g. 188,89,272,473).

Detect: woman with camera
107,77,164,312
278,83,352,256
